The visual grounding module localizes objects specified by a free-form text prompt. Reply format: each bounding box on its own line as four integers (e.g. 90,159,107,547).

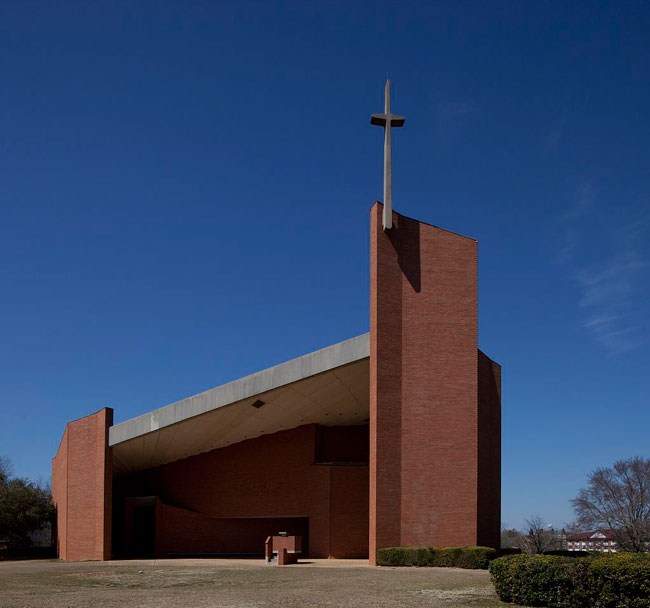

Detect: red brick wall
113,424,369,559
477,350,502,549
315,424,369,464
152,501,309,557
369,204,405,560
51,408,113,561
330,466,370,558
370,202,499,563
51,427,68,559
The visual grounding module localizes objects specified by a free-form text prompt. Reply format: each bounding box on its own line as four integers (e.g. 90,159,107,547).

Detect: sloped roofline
108,332,370,446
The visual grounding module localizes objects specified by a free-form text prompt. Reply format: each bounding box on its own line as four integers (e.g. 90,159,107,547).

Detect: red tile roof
566,530,615,542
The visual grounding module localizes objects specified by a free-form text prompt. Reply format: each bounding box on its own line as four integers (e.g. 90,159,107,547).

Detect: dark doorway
132,504,155,557
124,497,156,558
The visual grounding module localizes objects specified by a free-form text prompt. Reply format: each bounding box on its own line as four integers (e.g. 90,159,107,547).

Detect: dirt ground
0,559,509,608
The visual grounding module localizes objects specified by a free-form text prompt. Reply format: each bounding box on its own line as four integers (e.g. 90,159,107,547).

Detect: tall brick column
52,408,113,561
477,350,502,549
369,202,498,564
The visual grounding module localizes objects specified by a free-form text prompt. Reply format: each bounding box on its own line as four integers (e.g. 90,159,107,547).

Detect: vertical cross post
371,80,405,231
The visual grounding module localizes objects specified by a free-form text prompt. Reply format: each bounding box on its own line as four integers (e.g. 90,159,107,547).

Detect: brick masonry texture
51,408,113,561
477,350,502,549
113,424,369,559
369,202,500,564
154,507,309,557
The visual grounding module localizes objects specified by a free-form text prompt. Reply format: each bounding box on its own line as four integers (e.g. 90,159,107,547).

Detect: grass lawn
0,559,510,607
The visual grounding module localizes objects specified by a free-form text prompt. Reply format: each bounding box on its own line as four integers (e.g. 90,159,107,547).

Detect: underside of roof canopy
110,333,370,475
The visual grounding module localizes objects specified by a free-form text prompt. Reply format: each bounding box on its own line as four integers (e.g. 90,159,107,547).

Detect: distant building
565,530,617,552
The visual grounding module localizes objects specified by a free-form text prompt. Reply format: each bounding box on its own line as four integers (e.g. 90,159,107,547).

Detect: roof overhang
110,333,370,475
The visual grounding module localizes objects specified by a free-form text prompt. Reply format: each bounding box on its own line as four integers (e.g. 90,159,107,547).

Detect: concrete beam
109,333,370,447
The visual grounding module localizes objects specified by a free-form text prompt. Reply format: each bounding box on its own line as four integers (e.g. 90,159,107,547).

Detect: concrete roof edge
108,332,370,446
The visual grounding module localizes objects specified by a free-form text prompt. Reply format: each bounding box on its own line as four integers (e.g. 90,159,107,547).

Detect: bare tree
501,527,520,549
517,515,561,554
563,520,584,534
500,522,521,549
571,456,650,552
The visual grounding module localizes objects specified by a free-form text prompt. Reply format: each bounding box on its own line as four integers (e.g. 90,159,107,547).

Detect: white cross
371,79,405,231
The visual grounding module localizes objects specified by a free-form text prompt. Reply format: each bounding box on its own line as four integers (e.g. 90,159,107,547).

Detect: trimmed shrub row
489,553,650,608
544,550,591,558
377,546,496,569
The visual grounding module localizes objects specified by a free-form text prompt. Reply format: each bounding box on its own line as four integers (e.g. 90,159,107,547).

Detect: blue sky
1,1,648,530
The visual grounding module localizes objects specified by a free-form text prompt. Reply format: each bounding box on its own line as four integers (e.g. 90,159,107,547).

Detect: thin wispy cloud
437,100,476,122
433,100,478,145
555,182,594,266
557,183,650,355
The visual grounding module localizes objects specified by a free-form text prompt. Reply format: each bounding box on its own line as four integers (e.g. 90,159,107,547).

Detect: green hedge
489,553,650,608
377,546,496,569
